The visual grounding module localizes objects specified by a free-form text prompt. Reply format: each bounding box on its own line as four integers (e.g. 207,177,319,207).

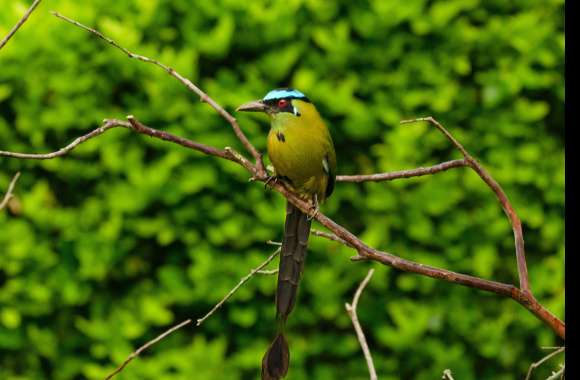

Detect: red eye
278,99,288,108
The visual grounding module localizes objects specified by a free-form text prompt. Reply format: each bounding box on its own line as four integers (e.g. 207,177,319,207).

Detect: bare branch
0,120,129,159
259,161,565,340
525,346,565,380
345,269,377,380
50,11,264,173
196,247,281,326
402,117,531,294
104,247,281,380
0,0,43,51
0,172,21,210
104,319,192,380
0,117,251,170
337,159,468,183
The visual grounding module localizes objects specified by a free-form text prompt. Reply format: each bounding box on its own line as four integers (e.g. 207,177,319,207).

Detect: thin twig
0,0,43,51
311,228,350,246
104,319,192,380
104,247,281,380
196,248,281,326
345,269,377,380
51,11,264,173
337,159,468,183
0,172,21,210
401,117,530,294
257,269,278,275
525,346,565,380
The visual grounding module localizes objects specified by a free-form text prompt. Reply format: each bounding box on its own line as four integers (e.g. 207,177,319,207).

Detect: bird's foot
264,175,279,190
307,194,320,220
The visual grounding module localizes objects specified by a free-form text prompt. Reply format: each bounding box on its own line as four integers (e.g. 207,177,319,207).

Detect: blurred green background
0,0,564,379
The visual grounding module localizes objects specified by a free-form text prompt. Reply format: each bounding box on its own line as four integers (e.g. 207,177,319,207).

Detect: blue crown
263,88,309,102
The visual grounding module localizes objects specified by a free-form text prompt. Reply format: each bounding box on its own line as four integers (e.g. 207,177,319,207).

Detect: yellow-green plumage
267,99,336,201
237,89,336,380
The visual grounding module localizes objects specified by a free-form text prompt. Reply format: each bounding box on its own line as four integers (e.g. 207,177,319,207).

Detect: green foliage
0,0,564,379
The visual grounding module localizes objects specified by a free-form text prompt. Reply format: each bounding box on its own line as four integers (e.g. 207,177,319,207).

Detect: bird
237,88,336,380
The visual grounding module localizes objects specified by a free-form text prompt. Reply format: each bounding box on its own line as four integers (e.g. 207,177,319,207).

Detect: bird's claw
307,194,320,220
264,175,278,190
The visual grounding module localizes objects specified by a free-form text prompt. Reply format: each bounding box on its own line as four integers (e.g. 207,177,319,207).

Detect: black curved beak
236,100,268,113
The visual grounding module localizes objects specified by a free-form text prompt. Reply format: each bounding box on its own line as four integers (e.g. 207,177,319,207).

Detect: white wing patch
322,156,330,175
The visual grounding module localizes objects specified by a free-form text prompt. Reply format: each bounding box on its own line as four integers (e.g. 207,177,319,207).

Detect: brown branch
401,117,531,294
0,117,251,169
50,11,264,173
271,145,563,340
345,269,377,380
337,159,468,183
104,247,281,380
0,172,21,210
0,0,43,51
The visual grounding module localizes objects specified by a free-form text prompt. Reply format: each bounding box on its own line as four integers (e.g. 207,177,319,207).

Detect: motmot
237,88,336,380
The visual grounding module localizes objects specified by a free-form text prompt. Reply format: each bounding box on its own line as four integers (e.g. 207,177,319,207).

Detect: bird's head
236,88,312,120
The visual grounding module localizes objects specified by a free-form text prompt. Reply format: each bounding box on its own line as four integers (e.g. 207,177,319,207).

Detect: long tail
261,201,311,380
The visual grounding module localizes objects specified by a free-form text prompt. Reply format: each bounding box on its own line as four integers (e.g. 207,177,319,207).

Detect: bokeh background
0,0,564,379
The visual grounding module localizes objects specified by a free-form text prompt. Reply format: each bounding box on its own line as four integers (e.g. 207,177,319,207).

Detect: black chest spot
276,131,286,142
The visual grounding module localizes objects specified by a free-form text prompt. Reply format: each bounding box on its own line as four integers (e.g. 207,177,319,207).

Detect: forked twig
345,269,377,380
196,248,280,326
401,117,530,293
